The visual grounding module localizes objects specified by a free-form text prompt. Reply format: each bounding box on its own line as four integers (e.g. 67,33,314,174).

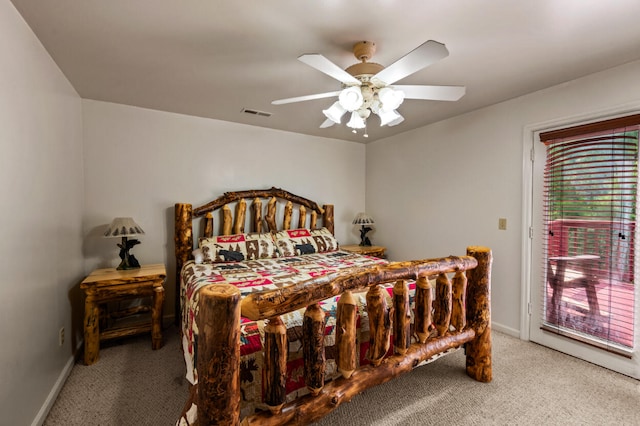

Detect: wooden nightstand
81,263,166,365
340,244,386,259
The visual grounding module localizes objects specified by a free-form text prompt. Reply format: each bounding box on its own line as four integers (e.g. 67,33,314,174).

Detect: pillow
309,227,339,253
199,233,279,263
273,228,339,257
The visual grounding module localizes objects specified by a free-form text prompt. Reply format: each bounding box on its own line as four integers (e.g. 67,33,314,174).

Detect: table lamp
352,212,375,246
103,217,145,270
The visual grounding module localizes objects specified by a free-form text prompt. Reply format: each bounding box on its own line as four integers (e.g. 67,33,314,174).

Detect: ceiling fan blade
395,85,466,101
319,118,335,128
373,40,449,85
298,54,361,85
272,91,341,105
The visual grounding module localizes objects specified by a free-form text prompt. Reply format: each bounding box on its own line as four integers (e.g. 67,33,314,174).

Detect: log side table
340,244,386,259
81,263,166,365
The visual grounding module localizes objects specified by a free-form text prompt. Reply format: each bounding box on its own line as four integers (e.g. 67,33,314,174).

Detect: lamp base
116,255,141,270
116,237,141,270
359,225,372,247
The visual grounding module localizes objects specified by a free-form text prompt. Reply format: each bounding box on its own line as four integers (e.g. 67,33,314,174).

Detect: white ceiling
10,0,640,143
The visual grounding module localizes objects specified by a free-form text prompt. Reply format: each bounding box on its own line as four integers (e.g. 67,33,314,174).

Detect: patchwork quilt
180,250,416,417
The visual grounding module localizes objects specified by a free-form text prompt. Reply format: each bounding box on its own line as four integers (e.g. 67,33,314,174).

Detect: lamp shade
322,101,347,124
387,114,405,127
378,87,405,110
378,108,402,126
339,86,364,112
103,217,145,238
347,111,366,129
352,212,375,226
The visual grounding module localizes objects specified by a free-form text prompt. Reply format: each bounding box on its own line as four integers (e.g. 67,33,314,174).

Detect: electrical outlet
59,327,65,346
498,218,507,230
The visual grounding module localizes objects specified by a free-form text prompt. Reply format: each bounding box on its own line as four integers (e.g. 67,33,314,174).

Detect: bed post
465,246,492,382
175,203,193,326
323,204,334,234
196,284,241,425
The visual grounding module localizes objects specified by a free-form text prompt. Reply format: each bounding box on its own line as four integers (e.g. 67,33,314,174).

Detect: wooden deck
544,218,635,349
545,278,634,348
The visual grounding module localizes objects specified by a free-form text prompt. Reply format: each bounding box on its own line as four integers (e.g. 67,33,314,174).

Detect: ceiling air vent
241,108,272,117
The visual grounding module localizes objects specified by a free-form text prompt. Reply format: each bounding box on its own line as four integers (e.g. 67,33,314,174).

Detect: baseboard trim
32,315,177,426
31,349,77,426
492,321,520,338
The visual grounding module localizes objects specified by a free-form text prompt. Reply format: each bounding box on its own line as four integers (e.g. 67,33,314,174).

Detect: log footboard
183,246,492,425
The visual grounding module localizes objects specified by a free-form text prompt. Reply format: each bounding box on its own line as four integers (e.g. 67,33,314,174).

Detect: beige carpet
44,327,640,425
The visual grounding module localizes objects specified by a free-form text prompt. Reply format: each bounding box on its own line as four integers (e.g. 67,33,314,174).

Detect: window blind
540,114,639,354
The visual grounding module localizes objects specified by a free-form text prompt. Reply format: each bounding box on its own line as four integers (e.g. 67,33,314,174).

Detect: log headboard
174,187,335,322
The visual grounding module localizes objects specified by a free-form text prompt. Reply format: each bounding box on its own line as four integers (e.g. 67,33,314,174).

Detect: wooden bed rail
243,329,477,425
240,255,478,321
193,246,492,425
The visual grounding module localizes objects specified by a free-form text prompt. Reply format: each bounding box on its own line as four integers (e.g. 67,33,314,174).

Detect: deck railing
547,219,635,283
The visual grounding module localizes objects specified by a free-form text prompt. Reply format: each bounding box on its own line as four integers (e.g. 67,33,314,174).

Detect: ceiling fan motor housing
346,41,385,82
345,62,384,80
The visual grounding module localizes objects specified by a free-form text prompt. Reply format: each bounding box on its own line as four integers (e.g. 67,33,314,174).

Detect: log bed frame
174,187,492,425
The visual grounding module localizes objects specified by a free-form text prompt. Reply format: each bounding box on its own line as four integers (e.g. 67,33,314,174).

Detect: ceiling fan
272,40,465,136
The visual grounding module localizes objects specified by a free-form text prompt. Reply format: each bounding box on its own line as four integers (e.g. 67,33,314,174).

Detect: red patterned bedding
180,250,413,417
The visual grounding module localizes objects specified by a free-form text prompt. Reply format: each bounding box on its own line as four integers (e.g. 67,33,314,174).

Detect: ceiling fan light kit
378,87,405,110
272,40,465,136
347,110,367,129
378,108,402,127
339,86,364,111
388,115,404,127
322,101,346,123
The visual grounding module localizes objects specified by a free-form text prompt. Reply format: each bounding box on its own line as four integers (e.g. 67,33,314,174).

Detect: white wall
0,1,84,425
366,59,640,335
81,100,366,317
